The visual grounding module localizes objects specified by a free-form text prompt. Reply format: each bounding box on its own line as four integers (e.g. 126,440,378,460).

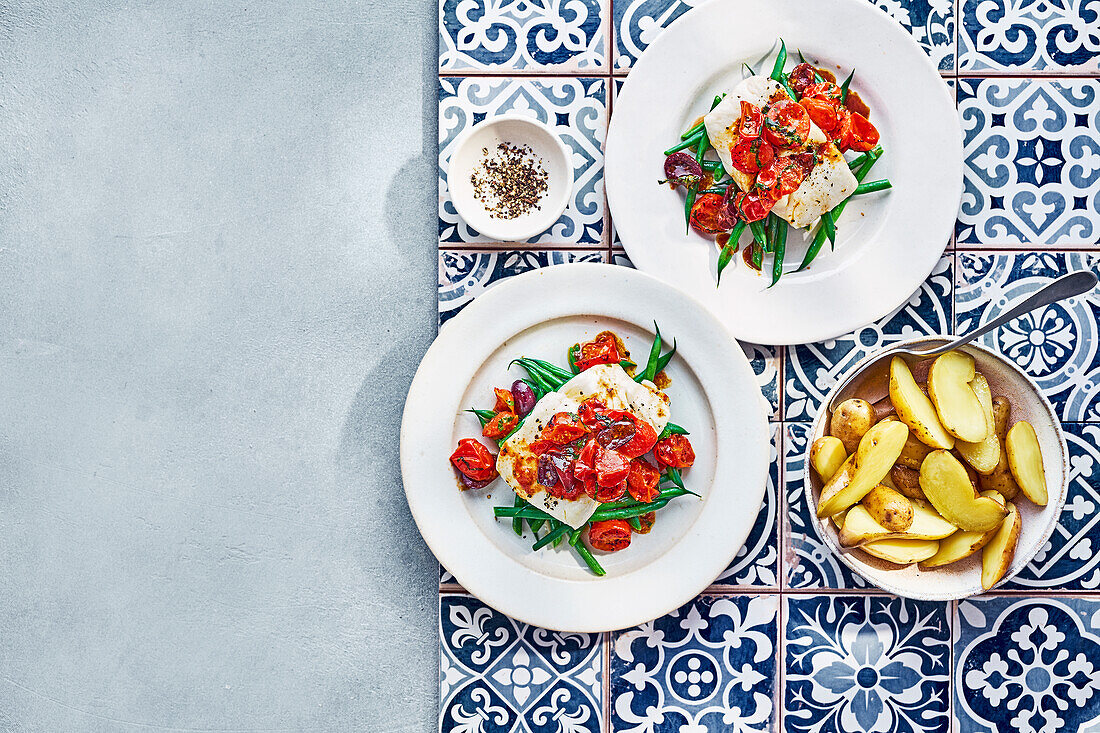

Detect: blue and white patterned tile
440,594,603,733
439,77,606,246
440,0,607,72
610,594,779,731
959,0,1100,72
784,254,953,422
956,252,1100,421
783,423,869,590
610,249,783,421
439,249,606,324
712,424,780,588
1001,424,1100,591
957,78,1100,247
955,597,1100,733
784,595,951,733
612,0,954,73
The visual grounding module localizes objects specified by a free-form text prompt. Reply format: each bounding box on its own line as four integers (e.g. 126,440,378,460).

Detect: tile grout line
949,598,957,732
776,422,787,733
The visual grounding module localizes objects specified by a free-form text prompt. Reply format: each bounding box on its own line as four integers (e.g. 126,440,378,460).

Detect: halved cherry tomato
787,62,818,96
613,413,658,458
574,333,622,372
573,438,600,483
846,112,880,152
788,150,820,176
627,458,661,503
832,109,853,151
799,96,844,136
492,387,515,414
578,397,611,431
754,158,807,201
689,193,728,235
588,519,632,552
730,137,775,174
582,476,599,500
542,412,586,444
482,411,519,439
594,448,630,488
732,190,776,222
654,434,696,468
803,81,843,104
450,438,498,482
594,479,628,503
763,100,810,149
737,101,764,139
633,511,656,534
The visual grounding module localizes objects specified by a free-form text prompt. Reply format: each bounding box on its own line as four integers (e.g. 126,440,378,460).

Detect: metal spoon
827,270,1099,413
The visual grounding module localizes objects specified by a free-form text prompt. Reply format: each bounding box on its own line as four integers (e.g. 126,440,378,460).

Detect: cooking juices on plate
449,328,698,576
809,350,1049,590
661,40,892,286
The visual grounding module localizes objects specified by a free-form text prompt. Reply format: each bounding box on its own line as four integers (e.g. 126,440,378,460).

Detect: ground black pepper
470,142,549,220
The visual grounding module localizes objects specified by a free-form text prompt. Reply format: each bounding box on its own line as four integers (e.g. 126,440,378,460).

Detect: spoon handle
930,270,1098,356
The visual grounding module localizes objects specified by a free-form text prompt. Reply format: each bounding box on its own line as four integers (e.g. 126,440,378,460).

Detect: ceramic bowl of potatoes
805,336,1068,600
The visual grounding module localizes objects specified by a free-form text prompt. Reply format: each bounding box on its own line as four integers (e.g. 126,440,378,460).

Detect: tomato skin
737,101,764,139
578,397,611,431
729,137,775,174
482,411,519,439
542,412,587,444
732,191,776,222
588,519,632,552
594,448,631,488
799,97,843,135
763,100,810,150
689,193,728,235
492,387,515,414
574,333,622,372
847,112,880,152
654,434,696,469
832,109,853,152
633,511,656,534
614,413,658,459
804,82,843,103
627,458,661,503
450,438,498,482
594,478,628,503
787,62,818,96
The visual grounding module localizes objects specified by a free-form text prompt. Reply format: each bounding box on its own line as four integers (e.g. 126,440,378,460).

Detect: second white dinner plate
606,0,963,345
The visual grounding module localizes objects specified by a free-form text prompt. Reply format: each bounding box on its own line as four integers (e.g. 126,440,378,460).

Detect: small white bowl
447,114,574,241
805,336,1069,600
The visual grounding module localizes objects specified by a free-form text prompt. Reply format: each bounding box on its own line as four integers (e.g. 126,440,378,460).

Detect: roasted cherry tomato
450,438,498,482
732,190,776,222
627,458,661,503
654,434,696,468
832,109,853,151
492,387,515,414
541,412,587,444
737,101,764,139
729,137,775,174
846,112,880,152
754,159,807,201
613,413,658,459
799,96,844,136
573,438,599,480
594,448,631,488
575,333,622,372
689,193,728,235
578,397,611,431
633,511,656,534
803,81,843,104
763,100,810,149
482,411,519,439
588,519,632,552
594,479,628,503
787,62,819,96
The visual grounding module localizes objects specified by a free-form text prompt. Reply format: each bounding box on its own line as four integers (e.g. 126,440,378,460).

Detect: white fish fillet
703,75,858,229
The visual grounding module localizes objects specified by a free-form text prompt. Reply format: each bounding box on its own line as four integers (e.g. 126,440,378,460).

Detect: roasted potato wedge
981,501,1022,590
919,450,1007,532
919,491,1005,568
890,464,925,501
980,396,1020,501
810,437,848,483
1006,421,1048,506
817,420,910,518
928,351,987,442
831,399,876,455
890,356,955,450
838,501,956,547
897,430,934,469
860,537,940,565
862,484,913,532
955,373,1000,475
830,508,848,530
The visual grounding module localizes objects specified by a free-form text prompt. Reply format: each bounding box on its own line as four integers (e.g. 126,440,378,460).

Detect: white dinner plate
605,0,963,345
401,263,770,632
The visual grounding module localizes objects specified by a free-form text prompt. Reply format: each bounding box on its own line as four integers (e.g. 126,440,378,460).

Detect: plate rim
402,262,770,632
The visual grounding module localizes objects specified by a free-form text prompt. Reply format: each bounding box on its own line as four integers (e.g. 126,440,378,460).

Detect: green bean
681,121,704,140
567,344,580,374
600,486,691,512
711,94,725,110
524,357,573,382
532,523,571,550
529,517,545,534
716,236,738,287
511,362,554,394
619,358,637,371
846,146,882,171
628,516,643,531
658,422,690,440
589,498,672,522
653,338,677,375
700,187,728,195
853,179,892,195
494,505,554,520
512,494,525,536
771,39,798,99
840,69,855,103
701,161,723,172
641,322,663,383
796,150,882,271
822,212,837,250
512,357,571,389
748,220,766,246
684,183,697,234
751,241,763,270
664,130,705,156
770,219,787,287
573,540,605,576
569,529,582,547
466,409,495,427
742,62,756,77
664,467,687,491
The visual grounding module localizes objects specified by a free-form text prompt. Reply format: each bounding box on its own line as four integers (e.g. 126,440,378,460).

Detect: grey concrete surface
0,2,439,730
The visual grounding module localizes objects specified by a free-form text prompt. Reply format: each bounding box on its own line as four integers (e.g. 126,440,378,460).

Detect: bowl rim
447,112,575,242
805,335,1070,600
